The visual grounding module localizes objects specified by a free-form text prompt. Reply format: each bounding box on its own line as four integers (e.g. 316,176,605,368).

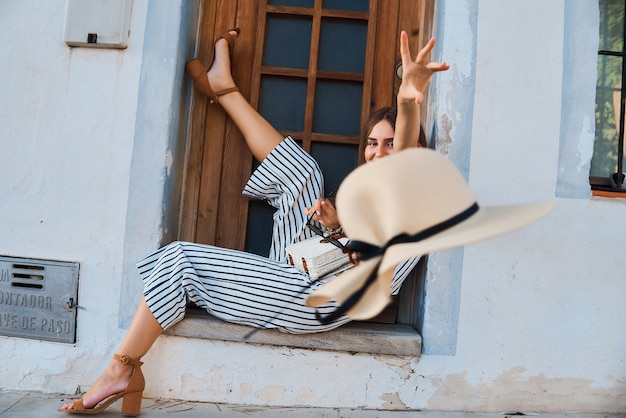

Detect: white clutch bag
285,236,356,279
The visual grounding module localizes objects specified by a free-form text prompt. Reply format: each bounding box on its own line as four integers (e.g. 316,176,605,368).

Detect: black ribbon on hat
315,202,480,324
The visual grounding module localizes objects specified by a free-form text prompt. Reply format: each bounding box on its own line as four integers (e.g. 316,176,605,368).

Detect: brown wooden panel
419,0,435,47
260,67,309,78
397,0,434,129
249,1,267,110
195,0,239,246
266,5,314,16
310,133,360,145
300,0,322,152
355,0,380,164
360,0,377,120
215,0,259,250
320,9,369,19
266,5,369,20
179,0,218,244
369,0,398,111
419,0,435,129
398,0,422,60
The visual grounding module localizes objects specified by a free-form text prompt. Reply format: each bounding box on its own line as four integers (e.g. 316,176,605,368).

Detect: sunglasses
306,213,348,251
305,189,359,266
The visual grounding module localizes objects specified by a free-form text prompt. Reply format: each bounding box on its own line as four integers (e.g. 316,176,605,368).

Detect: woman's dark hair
361,106,427,148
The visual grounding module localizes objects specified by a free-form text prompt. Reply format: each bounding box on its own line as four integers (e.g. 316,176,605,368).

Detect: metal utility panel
64,0,132,48
0,256,80,344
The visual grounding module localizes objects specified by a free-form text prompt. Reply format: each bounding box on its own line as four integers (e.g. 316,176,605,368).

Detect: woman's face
364,120,395,163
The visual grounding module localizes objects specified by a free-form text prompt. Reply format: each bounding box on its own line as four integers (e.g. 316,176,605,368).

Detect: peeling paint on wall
375,355,414,380
436,114,454,155
240,383,252,396
165,149,173,176
427,367,626,413
379,392,407,409
296,387,315,403
255,385,287,403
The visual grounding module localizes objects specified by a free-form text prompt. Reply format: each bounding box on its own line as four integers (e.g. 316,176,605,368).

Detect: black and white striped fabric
138,137,420,334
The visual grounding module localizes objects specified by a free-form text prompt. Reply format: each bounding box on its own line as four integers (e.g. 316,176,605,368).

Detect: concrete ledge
165,311,422,356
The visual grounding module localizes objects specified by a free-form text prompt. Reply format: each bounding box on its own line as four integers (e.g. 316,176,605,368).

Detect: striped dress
138,137,420,334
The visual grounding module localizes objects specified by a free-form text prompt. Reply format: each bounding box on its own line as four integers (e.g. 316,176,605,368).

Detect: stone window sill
165,311,422,356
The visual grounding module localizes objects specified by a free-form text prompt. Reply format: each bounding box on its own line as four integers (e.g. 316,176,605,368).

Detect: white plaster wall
1,0,624,415
0,0,158,392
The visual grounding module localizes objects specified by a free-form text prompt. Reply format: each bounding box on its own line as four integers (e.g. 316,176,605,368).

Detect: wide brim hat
305,148,556,322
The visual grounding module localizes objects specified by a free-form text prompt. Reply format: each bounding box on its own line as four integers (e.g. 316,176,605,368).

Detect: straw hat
304,148,556,323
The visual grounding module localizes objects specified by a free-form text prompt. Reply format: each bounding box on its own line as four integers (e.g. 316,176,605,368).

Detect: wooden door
179,0,433,323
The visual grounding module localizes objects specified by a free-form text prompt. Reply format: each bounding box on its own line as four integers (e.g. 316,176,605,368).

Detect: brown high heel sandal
59,354,145,416
186,27,240,103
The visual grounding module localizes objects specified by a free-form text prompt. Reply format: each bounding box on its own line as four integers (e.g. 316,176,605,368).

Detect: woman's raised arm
394,32,449,151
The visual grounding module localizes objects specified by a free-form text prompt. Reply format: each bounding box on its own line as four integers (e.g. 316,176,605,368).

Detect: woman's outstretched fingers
398,31,449,104
415,37,436,64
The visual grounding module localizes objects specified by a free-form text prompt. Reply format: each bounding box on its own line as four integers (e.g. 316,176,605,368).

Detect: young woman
59,29,448,415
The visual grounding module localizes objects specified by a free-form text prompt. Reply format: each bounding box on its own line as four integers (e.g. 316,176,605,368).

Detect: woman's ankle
107,358,135,382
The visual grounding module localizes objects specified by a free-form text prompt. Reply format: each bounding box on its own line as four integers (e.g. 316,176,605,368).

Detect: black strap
316,202,479,324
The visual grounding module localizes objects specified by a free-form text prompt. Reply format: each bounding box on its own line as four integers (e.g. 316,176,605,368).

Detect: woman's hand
306,198,340,230
398,31,449,105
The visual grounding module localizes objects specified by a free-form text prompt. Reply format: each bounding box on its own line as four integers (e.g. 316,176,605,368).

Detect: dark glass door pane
245,200,275,256
269,0,314,7
259,76,307,132
311,142,358,194
319,19,368,73
313,80,362,135
246,2,368,255
263,16,312,69
323,0,369,12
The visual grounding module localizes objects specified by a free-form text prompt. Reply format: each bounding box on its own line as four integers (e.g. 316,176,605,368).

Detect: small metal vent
0,256,80,344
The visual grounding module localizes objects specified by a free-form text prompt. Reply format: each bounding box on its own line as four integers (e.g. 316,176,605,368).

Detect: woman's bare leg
206,31,283,162
59,298,162,411
61,31,280,412
116,297,163,356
